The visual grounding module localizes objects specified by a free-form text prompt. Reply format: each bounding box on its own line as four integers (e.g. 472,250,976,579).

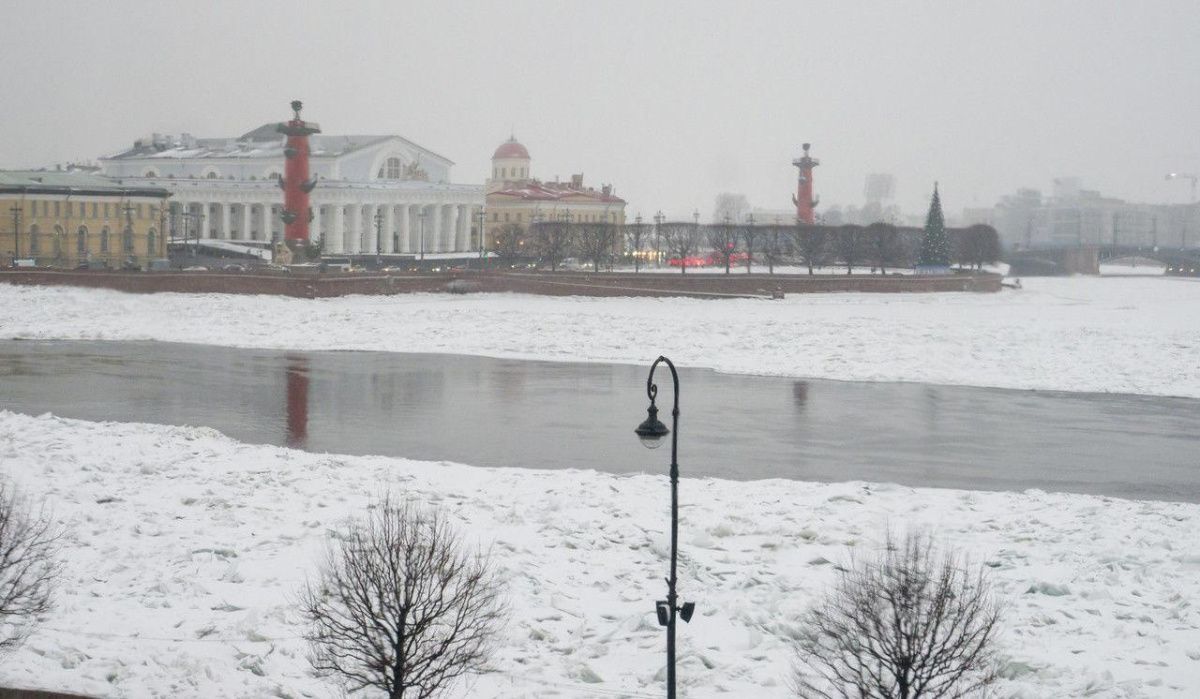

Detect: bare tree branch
0,480,60,655
793,530,1002,699
300,496,507,699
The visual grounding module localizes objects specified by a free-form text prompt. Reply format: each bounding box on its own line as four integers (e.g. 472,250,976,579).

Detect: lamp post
9,204,21,265
418,208,426,262
633,213,643,273
654,210,664,268
477,208,487,269
374,208,384,267
634,355,695,699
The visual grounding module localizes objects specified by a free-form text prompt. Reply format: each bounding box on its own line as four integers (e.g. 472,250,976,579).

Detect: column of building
398,204,411,253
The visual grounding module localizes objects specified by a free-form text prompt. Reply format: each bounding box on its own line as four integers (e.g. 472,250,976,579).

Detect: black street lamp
653,210,664,268
633,213,643,274
634,355,695,699
374,208,384,267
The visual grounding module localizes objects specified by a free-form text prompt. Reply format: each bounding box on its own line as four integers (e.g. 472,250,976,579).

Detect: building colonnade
156,180,483,255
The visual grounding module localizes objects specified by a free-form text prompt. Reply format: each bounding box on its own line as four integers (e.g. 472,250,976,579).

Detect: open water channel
1,340,1198,502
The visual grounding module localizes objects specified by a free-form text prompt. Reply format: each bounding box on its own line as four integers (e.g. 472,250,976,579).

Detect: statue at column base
274,239,321,266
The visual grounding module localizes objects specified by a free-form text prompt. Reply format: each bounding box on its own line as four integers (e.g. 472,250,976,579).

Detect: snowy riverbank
1,412,1198,698
1,276,1197,398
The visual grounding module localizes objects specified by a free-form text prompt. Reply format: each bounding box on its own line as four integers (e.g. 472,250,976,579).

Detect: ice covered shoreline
1,411,1198,698
1,276,1197,398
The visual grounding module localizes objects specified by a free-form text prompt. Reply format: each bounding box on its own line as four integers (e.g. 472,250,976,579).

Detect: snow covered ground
2,411,1199,699
1,275,1197,397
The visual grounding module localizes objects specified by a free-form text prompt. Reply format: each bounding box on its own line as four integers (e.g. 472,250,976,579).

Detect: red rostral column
277,100,321,250
791,142,820,224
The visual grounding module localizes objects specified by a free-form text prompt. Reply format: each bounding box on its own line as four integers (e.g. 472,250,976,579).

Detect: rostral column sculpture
791,142,820,224
277,100,321,260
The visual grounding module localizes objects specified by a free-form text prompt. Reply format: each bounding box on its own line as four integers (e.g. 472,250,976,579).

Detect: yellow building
484,137,626,247
1,171,170,269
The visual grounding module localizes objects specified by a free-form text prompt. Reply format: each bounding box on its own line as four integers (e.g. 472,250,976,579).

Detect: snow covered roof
103,126,453,166
0,170,169,198
490,181,625,205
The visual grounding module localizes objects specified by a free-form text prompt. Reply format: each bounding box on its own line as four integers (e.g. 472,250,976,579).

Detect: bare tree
740,222,761,274
708,219,737,274
662,221,701,274
529,220,574,272
955,225,1001,270
0,480,60,654
865,222,900,274
300,497,507,699
761,224,792,274
833,224,866,275
793,531,1002,699
796,224,828,275
490,223,525,262
575,222,618,272
625,222,649,272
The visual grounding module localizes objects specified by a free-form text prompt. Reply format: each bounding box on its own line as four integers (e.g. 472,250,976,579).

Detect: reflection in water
792,381,809,412
285,355,310,448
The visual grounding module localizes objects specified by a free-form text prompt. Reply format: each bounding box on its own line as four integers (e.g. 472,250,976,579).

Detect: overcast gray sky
2,0,1197,219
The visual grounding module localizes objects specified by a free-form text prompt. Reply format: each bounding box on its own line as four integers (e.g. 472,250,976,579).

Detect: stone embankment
0,269,1001,298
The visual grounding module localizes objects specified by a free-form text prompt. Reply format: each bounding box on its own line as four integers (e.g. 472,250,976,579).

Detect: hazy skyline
2,0,1197,220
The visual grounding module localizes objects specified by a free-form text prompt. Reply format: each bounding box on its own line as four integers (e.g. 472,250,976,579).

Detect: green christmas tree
917,183,950,268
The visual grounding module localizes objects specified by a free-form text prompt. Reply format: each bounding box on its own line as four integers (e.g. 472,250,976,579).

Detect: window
100,227,109,253
28,224,39,254
205,172,218,179
144,170,157,178
53,225,64,256
77,226,88,254
501,168,507,178
91,203,98,218
123,227,134,253
504,213,510,222
147,228,157,255
492,213,499,222
384,157,402,179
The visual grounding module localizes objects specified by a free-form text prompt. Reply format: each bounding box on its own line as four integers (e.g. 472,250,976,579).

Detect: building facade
99,124,483,256
978,179,1200,251
484,137,626,246
2,171,170,269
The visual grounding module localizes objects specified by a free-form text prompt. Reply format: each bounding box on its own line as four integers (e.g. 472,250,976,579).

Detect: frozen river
2,339,1197,502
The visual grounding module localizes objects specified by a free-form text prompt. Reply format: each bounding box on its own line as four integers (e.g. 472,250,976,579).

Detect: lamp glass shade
635,410,669,450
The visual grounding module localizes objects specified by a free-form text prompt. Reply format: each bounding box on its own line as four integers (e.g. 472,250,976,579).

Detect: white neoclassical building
98,124,483,256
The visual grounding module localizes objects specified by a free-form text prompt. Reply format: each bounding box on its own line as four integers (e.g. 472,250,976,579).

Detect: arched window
147,227,157,255
144,169,158,178
100,227,109,253
52,225,64,257
123,227,134,253
77,226,88,254
205,171,218,180
28,224,39,254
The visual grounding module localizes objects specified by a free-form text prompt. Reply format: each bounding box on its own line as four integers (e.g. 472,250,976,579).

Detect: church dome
493,137,529,160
